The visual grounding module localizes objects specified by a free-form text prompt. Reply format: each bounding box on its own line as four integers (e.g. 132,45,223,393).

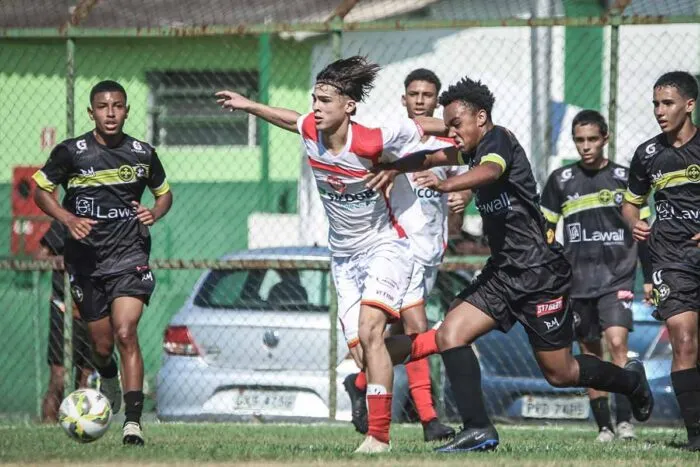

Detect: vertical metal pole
328,17,342,421
64,37,76,396
607,12,621,162
33,271,43,418
258,33,271,211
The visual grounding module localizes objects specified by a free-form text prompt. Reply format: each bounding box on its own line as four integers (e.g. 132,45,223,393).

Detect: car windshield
194,268,331,311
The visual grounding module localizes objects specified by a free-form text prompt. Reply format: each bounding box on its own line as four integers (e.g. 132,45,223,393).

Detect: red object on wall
11,166,55,256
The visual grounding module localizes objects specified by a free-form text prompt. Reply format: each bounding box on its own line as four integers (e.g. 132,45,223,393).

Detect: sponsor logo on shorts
651,270,670,304
536,296,564,318
544,317,561,330
141,271,153,282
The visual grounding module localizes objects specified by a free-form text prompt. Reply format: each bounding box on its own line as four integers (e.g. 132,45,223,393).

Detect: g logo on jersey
598,189,613,204
76,139,88,154
118,165,135,182
613,167,627,180
644,143,657,158
686,164,700,182
560,168,573,182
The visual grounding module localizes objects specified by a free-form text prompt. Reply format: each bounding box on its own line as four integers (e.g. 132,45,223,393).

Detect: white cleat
616,421,636,440
596,427,615,443
100,376,122,414
354,435,391,453
122,421,145,446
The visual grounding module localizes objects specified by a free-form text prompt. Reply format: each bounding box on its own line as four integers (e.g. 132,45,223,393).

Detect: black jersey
40,220,66,300
33,131,170,276
540,161,649,298
459,126,564,270
626,129,700,273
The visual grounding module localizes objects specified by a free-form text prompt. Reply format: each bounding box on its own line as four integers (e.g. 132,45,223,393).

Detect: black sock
442,345,491,429
124,391,144,425
590,396,613,431
96,357,118,379
614,392,632,424
671,368,700,442
575,354,640,394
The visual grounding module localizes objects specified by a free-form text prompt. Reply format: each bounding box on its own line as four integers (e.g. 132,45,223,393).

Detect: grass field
1,422,698,466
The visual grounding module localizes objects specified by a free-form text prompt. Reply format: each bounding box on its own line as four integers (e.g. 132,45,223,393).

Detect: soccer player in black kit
32,80,173,445
367,76,653,452
541,110,652,442
622,71,700,451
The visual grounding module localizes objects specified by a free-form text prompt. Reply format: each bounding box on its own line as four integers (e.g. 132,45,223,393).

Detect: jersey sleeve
473,127,513,177
624,151,651,206
380,118,424,161
539,172,562,225
148,151,171,197
32,145,73,193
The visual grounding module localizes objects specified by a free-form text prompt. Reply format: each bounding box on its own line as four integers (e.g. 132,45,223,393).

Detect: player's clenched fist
215,90,253,112
132,201,156,226
65,215,97,240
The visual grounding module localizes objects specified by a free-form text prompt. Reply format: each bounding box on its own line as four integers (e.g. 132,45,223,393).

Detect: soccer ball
58,388,113,443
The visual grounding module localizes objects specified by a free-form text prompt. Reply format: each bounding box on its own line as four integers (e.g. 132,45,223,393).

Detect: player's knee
435,326,463,351
543,369,575,388
115,326,138,347
607,336,627,360
671,332,698,362
402,318,427,336
358,318,385,350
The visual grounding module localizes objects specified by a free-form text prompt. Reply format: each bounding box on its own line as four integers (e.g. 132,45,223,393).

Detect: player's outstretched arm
622,202,650,242
215,90,300,133
35,189,96,240
414,116,447,136
415,161,502,193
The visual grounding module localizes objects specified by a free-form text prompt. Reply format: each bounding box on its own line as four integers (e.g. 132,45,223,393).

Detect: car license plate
521,395,590,419
232,390,297,412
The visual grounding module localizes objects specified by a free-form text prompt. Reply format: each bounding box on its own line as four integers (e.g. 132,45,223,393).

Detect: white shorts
331,238,414,348
402,263,439,312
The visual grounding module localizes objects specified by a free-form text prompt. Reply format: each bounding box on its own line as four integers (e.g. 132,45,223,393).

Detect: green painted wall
564,1,604,110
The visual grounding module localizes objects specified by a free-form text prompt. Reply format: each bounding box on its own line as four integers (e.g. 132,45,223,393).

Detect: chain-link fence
0,0,695,426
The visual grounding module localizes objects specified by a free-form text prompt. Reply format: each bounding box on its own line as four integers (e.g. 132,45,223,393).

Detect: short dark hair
654,71,699,100
439,77,495,118
571,109,608,137
404,68,441,93
90,80,127,105
315,56,381,102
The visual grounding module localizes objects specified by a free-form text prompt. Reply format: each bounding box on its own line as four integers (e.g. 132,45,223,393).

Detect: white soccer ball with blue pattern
58,388,113,442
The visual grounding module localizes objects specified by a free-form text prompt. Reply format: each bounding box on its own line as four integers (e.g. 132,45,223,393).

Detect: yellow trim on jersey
651,165,700,191
32,170,56,192
151,180,170,197
480,153,507,175
67,164,150,189
561,188,625,218
624,189,648,206
540,206,561,224
640,206,651,219
457,152,467,165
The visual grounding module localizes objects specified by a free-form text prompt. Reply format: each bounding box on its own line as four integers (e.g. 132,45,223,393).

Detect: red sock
405,358,437,423
367,394,392,444
355,371,367,392
411,329,439,360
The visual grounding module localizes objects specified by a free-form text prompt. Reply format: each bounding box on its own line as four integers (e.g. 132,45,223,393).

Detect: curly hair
654,71,699,100
438,77,495,119
315,56,381,102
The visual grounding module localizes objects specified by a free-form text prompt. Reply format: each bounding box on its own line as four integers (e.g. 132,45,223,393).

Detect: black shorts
70,267,156,322
47,301,93,368
457,257,574,350
571,290,635,343
651,269,700,321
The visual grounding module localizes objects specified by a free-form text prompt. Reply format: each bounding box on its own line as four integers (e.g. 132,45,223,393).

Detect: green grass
1,422,698,466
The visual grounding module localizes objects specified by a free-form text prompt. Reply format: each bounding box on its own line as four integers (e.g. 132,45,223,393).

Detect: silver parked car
156,246,358,422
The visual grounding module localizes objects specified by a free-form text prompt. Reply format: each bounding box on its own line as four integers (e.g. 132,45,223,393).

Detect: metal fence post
33,271,43,418
258,32,271,212
607,11,621,162
63,37,75,396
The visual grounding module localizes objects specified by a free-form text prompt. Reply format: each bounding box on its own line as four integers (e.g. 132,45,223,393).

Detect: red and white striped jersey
297,112,426,256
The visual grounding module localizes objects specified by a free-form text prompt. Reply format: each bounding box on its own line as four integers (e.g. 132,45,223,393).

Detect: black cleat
343,373,368,434
423,418,455,442
435,425,499,453
625,359,654,422
122,422,145,446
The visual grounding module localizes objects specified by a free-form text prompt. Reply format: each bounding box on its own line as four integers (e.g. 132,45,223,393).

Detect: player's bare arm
415,115,447,135
35,189,97,241
447,190,472,214
621,202,650,242
415,161,501,193
215,90,300,133
132,191,173,226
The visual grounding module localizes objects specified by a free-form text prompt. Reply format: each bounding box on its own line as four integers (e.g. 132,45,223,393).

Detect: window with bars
147,70,259,147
